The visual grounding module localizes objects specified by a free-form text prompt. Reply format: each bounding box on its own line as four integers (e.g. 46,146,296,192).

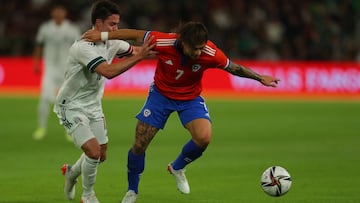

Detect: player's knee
199,137,211,147
85,147,102,160
100,145,107,162
194,133,211,147
100,152,107,162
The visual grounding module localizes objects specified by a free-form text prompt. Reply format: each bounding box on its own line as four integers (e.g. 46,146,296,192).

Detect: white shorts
55,107,108,148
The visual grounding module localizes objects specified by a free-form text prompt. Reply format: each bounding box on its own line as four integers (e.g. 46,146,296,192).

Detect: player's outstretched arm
82,29,147,43
33,45,43,74
94,36,156,79
225,61,280,87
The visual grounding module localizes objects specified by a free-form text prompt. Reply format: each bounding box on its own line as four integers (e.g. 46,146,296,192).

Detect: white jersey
36,19,80,75
54,39,133,118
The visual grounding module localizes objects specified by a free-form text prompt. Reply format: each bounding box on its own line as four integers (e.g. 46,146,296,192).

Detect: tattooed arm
225,61,280,87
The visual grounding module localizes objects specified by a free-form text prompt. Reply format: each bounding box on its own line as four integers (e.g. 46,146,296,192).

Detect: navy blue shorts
136,84,211,129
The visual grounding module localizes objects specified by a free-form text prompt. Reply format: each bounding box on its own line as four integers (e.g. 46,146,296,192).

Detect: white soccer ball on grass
260,166,292,197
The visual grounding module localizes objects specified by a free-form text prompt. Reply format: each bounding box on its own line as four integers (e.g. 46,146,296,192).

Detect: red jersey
144,31,230,100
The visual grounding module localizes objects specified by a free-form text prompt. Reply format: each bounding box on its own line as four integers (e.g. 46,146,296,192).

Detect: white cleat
81,192,100,203
61,164,77,200
167,163,190,194
121,190,137,203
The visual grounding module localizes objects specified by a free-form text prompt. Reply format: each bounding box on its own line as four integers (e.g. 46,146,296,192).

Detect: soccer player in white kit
33,4,81,141
53,1,155,202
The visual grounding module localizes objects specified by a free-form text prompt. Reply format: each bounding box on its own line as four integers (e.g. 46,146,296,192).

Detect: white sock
69,153,85,179
81,155,100,196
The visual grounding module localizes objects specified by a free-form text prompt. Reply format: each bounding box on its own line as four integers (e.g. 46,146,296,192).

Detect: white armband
101,32,109,41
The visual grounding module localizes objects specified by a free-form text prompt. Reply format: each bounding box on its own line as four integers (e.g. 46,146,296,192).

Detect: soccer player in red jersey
83,21,280,203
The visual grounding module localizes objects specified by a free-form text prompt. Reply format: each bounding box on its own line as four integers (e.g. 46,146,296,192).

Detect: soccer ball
260,166,292,197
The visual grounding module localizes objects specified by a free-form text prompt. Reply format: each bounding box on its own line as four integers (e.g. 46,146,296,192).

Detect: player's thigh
136,85,173,129
178,97,212,145
71,123,97,149
76,117,107,160
89,116,108,146
178,96,211,126
185,118,212,146
56,108,97,149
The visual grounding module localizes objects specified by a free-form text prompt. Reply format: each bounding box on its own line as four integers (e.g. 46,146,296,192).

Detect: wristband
101,32,108,41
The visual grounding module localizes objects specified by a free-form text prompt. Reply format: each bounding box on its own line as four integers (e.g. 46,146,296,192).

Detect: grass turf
0,96,359,203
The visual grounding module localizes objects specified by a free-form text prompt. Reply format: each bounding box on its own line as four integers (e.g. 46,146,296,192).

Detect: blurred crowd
1,0,360,61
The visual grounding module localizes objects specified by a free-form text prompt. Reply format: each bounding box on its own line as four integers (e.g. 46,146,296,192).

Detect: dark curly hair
91,0,121,25
177,21,208,47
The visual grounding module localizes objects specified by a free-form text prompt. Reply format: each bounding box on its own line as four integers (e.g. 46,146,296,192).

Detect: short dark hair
177,22,208,47
51,4,66,9
91,0,121,25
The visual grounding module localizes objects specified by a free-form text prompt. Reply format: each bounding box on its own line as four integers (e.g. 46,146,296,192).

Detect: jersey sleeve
206,41,230,69
72,41,106,73
115,40,133,58
143,31,176,52
143,31,156,45
215,48,230,69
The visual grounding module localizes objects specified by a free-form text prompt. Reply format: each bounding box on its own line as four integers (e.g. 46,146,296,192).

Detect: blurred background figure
0,0,359,61
32,3,81,141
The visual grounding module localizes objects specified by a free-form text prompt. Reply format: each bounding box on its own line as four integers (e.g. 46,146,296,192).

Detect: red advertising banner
1,57,360,99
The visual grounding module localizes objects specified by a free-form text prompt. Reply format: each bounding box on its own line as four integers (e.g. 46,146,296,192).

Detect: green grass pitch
0,96,359,203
